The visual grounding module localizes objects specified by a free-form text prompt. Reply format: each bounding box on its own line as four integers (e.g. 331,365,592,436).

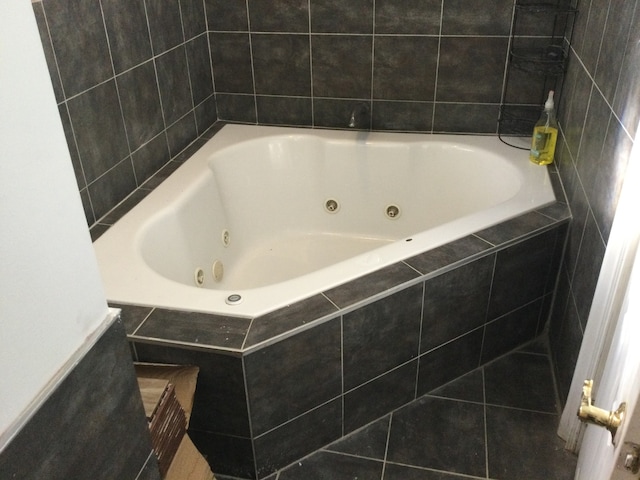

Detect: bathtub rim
93,124,559,319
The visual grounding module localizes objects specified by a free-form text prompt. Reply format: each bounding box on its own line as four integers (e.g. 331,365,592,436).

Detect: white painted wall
0,0,109,447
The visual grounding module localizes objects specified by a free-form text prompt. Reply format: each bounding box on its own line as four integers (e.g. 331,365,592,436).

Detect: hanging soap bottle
529,90,558,165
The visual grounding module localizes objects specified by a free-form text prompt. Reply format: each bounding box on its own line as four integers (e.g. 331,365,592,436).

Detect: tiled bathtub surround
119,189,569,478
547,0,640,404
0,318,159,480
32,0,217,225
207,0,547,132
33,0,574,232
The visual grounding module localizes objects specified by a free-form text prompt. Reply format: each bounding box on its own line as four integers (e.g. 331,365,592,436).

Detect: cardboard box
135,363,215,480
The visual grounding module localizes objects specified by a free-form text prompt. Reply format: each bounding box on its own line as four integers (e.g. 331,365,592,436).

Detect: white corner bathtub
93,125,555,317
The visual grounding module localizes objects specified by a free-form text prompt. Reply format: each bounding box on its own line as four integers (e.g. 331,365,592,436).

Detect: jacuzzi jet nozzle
386,205,400,219
325,199,340,213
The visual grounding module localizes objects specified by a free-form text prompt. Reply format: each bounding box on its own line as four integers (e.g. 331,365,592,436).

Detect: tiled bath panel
121,195,569,479
0,318,158,480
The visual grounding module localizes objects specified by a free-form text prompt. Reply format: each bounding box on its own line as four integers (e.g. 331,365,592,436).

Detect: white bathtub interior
93,125,556,317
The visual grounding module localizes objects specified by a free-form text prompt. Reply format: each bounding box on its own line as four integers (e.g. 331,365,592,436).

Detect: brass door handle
577,379,626,441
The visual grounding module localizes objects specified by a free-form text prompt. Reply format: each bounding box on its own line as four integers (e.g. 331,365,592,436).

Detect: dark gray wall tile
278,450,383,479
205,0,249,31
166,113,198,157
145,0,184,54
428,369,485,403
371,101,433,131
249,0,310,32
433,103,500,133
0,320,154,480
373,36,438,101
421,255,494,352
57,104,85,189
256,96,313,126
99,188,151,225
310,0,374,33
135,308,250,349
216,93,257,122
311,35,373,98
590,118,633,241
38,0,218,229
313,98,369,129
562,64,593,157
576,87,610,173
253,399,343,477
244,295,338,348
180,0,207,39
110,303,154,334
487,229,558,320
550,291,583,403
101,0,152,74
131,134,171,185
474,211,556,246
80,188,96,226
188,430,255,478
117,61,165,151
135,453,162,480
252,34,311,96
375,0,442,34
87,157,137,220
43,0,112,97
580,0,610,76
156,46,194,126
437,36,508,103
417,328,483,396
344,362,417,433
484,352,558,412
387,396,486,477
481,299,542,364
612,3,640,134
67,81,129,183
486,406,576,479
594,0,635,102
570,213,605,325
323,262,419,308
343,285,423,390
194,95,218,134
442,0,513,35
244,318,342,435
187,35,215,106
405,235,493,274
32,2,64,103
210,33,255,93
326,415,390,459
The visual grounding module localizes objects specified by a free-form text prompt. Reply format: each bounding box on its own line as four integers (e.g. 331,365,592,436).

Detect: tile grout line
380,412,393,480
483,367,490,479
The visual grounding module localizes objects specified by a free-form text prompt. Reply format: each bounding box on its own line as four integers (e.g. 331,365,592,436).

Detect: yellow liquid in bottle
529,125,558,165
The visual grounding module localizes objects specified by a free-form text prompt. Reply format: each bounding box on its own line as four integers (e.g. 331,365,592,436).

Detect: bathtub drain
225,294,242,305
